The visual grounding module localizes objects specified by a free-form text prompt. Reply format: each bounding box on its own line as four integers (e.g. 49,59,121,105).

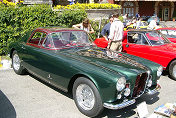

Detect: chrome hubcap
13,54,20,71
76,84,95,110
173,65,176,78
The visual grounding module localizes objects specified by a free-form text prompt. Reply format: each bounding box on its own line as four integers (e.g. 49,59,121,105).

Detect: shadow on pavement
96,92,160,118
0,90,16,118
29,73,73,99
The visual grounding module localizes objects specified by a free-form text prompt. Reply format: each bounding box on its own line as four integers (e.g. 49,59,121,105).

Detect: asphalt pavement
0,69,176,118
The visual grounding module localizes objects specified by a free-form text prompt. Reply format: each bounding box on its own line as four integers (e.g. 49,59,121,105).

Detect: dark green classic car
9,27,162,117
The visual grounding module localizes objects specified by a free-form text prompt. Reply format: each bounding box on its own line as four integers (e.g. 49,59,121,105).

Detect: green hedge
0,4,87,55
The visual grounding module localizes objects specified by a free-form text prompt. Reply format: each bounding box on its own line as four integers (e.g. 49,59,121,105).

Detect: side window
39,33,47,45
28,32,46,45
141,34,148,45
136,34,148,45
43,35,54,48
128,33,138,44
128,33,148,45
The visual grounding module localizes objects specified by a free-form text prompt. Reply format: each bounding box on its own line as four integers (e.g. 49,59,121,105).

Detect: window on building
123,2,135,17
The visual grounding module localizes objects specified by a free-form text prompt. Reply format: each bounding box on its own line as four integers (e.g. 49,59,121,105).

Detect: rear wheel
12,50,26,75
169,60,176,80
73,77,104,117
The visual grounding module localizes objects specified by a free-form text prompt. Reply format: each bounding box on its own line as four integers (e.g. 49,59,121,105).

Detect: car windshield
145,31,170,46
43,31,92,49
160,29,176,38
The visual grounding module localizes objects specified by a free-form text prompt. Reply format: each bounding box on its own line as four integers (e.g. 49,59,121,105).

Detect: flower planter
53,8,121,20
86,9,121,20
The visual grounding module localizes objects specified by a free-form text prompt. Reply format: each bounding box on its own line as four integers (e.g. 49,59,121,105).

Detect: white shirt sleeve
108,23,115,40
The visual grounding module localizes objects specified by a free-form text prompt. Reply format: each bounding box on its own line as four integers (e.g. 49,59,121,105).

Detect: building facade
111,1,176,21
2,0,176,21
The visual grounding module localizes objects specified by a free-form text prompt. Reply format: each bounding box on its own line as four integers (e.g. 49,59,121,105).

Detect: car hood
152,43,176,52
60,47,149,76
167,38,176,43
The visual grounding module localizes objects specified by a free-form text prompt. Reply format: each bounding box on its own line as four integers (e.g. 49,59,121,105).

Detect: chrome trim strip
103,99,136,110
146,84,161,95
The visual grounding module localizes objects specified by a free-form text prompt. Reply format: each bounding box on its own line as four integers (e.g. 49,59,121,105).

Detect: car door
35,31,77,90
22,31,49,80
123,32,152,60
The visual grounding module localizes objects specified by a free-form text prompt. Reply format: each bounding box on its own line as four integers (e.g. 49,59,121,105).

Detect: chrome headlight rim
157,66,163,77
124,87,131,97
147,79,153,87
116,77,126,91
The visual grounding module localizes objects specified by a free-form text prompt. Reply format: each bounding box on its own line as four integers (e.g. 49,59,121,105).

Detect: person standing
108,13,124,52
148,17,158,30
136,18,143,29
136,13,140,20
101,14,113,41
72,18,95,34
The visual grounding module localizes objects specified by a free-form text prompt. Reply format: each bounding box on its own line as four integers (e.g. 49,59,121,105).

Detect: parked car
157,28,176,43
124,21,148,31
9,27,162,117
94,29,176,80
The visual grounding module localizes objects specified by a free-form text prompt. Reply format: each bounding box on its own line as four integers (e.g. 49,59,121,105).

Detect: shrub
57,9,87,27
0,4,86,55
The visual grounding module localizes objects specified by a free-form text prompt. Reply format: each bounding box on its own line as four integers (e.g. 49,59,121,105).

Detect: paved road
0,69,176,118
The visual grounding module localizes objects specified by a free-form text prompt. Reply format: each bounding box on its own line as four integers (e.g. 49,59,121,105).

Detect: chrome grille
132,73,148,98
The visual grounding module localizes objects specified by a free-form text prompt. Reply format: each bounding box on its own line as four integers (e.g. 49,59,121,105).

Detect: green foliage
57,10,87,27
118,16,123,23
90,19,108,40
0,4,86,55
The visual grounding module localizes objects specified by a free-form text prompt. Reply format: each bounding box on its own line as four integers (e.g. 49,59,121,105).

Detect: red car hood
152,43,176,52
168,38,176,43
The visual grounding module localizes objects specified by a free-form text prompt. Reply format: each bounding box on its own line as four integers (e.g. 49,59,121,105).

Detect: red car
157,28,176,43
94,30,176,80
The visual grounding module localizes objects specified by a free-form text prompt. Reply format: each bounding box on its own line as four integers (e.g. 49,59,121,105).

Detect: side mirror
126,44,129,48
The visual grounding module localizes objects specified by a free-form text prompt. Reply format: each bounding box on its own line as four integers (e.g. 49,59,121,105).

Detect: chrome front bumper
103,84,161,110
103,99,136,110
146,84,161,95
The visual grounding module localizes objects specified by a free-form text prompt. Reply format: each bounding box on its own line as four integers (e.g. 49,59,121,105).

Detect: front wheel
12,50,26,75
73,77,104,117
169,60,176,80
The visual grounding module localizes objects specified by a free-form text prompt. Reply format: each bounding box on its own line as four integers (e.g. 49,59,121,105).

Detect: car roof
34,27,84,33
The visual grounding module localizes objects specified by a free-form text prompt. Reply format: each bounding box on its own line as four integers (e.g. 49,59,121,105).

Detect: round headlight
124,88,131,96
157,66,163,77
116,77,126,91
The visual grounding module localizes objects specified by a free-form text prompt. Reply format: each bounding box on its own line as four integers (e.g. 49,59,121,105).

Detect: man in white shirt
108,14,124,52
148,17,158,30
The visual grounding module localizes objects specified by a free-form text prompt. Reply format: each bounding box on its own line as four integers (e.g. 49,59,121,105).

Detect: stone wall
86,9,120,20
23,0,53,4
